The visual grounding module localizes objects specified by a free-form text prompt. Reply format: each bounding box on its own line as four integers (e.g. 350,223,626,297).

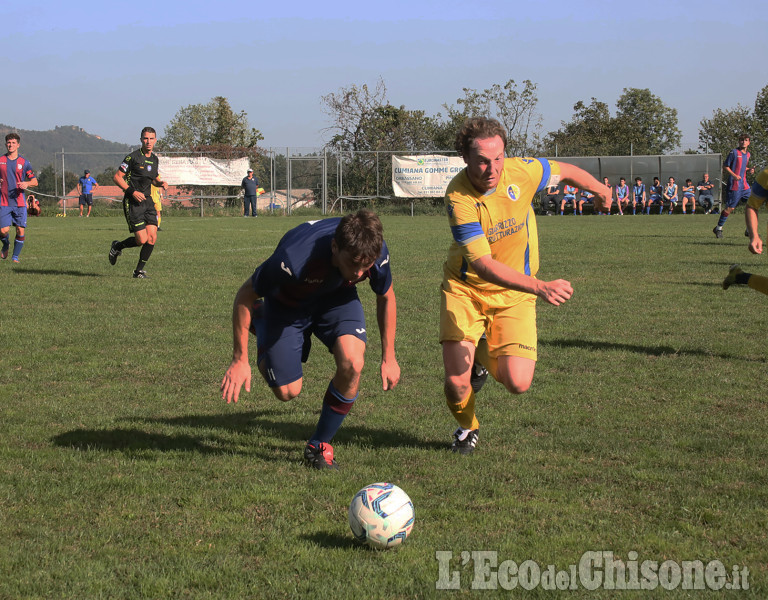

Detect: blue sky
6,0,767,152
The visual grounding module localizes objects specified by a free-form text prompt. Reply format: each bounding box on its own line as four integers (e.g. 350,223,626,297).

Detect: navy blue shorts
252,287,367,387
0,205,27,229
726,188,751,208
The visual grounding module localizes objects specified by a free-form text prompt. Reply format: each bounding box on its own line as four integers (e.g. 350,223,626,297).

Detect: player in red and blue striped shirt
714,134,753,238
0,133,38,263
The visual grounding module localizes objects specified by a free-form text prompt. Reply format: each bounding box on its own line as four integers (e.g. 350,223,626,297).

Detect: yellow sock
475,336,497,381
748,274,768,296
447,390,480,430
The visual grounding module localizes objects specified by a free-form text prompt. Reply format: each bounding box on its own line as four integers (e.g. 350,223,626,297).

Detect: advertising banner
392,155,465,198
156,156,251,186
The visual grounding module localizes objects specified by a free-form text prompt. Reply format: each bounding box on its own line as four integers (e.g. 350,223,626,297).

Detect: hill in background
0,124,134,176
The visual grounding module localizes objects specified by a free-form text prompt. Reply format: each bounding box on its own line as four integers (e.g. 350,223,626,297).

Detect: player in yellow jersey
441,117,611,454
722,167,768,296
151,183,163,230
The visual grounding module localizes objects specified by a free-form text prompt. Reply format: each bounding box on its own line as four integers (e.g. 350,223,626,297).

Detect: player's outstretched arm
221,280,259,403
375,285,400,391
746,205,763,255
471,255,573,306
557,162,612,209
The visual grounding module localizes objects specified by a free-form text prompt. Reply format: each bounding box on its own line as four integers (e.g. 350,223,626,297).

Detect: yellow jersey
747,167,768,210
443,157,560,296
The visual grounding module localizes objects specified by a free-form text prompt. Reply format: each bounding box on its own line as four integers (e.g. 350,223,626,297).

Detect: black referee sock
119,237,140,250
136,243,154,272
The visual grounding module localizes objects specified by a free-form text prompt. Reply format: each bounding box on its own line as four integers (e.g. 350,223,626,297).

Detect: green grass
1,213,766,598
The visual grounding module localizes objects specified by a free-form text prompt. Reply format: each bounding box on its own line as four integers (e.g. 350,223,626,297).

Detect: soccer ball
348,482,414,549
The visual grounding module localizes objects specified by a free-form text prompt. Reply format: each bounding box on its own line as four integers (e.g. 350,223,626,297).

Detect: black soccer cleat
470,362,489,394
450,428,479,455
132,269,149,279
722,264,743,290
109,240,122,265
712,226,723,239
303,441,339,470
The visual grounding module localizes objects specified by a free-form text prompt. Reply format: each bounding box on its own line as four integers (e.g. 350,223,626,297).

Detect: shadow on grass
51,410,445,458
51,427,224,454
542,337,766,362
11,267,101,277
303,532,360,550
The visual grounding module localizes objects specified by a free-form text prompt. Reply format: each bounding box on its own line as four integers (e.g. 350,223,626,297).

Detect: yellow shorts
440,278,537,361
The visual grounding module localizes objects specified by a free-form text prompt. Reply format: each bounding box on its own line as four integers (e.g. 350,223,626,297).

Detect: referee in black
109,126,168,278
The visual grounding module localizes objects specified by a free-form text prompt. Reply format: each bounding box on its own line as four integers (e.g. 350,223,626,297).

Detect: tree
614,88,681,155
544,89,681,156
321,79,444,196
161,96,263,153
161,96,264,206
698,104,753,159
96,167,117,186
698,84,768,171
543,98,615,156
36,164,78,197
439,79,542,156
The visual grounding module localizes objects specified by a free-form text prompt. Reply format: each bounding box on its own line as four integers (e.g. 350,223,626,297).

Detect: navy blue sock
717,211,728,228
309,381,357,444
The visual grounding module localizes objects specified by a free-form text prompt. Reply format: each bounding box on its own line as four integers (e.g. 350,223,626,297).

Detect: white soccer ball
348,482,415,549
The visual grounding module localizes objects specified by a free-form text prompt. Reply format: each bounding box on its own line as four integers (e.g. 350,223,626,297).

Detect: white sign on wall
156,156,251,186
392,155,465,198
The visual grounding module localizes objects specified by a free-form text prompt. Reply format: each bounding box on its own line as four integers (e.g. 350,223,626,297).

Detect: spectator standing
77,169,99,217
242,168,259,217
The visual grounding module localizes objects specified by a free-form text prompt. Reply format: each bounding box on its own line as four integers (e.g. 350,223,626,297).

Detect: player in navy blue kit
714,134,753,238
220,209,400,469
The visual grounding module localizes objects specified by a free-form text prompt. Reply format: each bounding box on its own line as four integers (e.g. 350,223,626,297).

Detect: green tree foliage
440,80,542,156
160,96,264,205
699,84,768,173
36,164,78,197
95,166,117,186
161,96,263,153
321,78,443,196
614,88,681,155
544,98,615,156
544,89,681,156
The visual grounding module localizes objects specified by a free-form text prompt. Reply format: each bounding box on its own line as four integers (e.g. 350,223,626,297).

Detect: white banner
392,155,465,198
156,156,251,186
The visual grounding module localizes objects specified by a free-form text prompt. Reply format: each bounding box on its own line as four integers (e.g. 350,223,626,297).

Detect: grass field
1,212,766,598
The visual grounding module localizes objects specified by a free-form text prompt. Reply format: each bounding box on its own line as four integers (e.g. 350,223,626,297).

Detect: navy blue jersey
251,218,392,311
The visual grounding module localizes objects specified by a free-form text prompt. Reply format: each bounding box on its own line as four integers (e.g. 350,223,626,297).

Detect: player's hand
538,279,573,306
220,359,251,403
132,191,146,202
380,358,401,391
749,236,763,255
